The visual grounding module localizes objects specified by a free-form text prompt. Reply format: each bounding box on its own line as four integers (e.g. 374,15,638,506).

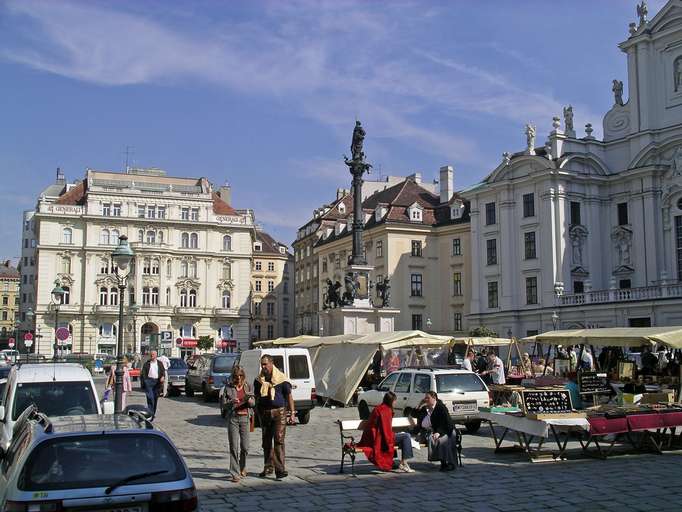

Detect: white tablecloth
479,411,590,438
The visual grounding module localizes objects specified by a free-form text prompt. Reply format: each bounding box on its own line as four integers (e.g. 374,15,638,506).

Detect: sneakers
397,462,415,473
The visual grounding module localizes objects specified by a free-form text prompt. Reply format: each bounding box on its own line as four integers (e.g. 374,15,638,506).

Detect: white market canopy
523,327,682,349
252,335,319,348
451,337,513,347
293,330,453,405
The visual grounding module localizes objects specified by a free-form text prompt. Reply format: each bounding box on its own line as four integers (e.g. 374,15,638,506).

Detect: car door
189,358,204,388
392,371,414,416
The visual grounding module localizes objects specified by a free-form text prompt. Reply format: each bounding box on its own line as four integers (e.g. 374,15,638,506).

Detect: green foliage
468,326,498,337
197,335,215,352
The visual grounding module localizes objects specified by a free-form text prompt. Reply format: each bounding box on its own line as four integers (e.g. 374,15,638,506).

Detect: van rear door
286,352,313,403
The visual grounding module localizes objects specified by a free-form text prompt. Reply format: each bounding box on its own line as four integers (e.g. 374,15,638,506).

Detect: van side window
272,356,285,373
288,355,309,379
394,372,412,393
414,374,431,393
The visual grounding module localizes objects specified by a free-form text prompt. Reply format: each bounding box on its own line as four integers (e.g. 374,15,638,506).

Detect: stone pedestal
320,307,400,336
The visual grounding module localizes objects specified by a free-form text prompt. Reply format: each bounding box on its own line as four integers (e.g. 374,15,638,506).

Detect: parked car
356,367,490,433
0,350,19,364
166,357,188,396
0,363,112,450
236,347,316,424
185,353,238,401
0,409,197,511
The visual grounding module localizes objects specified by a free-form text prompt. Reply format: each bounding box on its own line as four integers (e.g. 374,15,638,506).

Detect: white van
0,363,111,450
236,348,316,424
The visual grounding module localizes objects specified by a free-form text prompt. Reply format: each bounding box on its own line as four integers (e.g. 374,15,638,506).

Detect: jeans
143,378,159,415
227,414,250,477
394,432,413,460
260,407,286,474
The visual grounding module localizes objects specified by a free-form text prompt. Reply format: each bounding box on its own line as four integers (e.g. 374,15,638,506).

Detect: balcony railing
557,282,682,306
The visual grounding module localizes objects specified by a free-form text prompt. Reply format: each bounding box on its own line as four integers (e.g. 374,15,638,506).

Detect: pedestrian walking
225,365,254,482
158,353,171,397
141,350,165,418
254,355,294,480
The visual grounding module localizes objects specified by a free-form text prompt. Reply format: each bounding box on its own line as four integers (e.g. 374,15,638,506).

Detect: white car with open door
357,367,490,433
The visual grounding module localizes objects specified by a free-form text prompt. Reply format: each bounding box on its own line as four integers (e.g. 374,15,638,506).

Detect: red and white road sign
8,338,15,348
24,332,33,341
56,327,70,341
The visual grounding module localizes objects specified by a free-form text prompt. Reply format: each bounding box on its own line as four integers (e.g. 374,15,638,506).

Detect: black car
166,358,188,396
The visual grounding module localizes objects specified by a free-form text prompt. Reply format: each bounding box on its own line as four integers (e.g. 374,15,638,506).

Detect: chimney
439,165,454,203
56,167,65,184
407,172,422,184
218,183,232,204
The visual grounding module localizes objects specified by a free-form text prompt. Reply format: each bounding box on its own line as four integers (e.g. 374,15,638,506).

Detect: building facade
28,167,255,357
250,230,294,341
0,261,20,347
462,0,682,336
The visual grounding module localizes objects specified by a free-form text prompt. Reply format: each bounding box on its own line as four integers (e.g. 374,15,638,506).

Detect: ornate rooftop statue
525,124,536,153
612,80,624,106
637,1,648,27
563,105,574,135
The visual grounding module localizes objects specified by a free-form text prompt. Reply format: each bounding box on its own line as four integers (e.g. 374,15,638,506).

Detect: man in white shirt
483,352,506,385
461,350,475,372
142,351,166,417
158,353,171,397
580,347,594,371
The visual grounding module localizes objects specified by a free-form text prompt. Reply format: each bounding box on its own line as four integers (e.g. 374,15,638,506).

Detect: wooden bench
336,417,462,475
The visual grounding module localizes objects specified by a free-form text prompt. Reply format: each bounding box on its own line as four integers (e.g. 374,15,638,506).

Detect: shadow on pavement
185,414,225,427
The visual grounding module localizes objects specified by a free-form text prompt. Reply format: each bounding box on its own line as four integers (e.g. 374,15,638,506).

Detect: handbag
102,388,112,402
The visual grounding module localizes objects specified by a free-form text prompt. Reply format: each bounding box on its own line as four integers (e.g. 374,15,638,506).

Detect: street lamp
50,280,65,360
111,235,135,414
551,311,559,331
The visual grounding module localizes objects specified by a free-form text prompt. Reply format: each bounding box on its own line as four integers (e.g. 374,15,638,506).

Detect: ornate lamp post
111,235,135,414
129,303,140,354
50,280,65,360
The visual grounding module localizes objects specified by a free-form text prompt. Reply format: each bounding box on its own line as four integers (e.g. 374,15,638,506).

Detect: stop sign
24,332,33,341
8,338,15,348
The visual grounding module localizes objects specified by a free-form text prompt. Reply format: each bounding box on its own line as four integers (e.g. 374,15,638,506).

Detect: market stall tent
293,330,452,405
523,327,682,348
252,335,319,348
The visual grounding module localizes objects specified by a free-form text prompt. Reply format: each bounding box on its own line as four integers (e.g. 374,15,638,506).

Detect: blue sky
0,0,668,261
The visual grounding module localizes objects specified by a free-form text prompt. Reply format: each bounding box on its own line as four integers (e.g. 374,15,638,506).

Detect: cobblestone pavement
112,380,682,512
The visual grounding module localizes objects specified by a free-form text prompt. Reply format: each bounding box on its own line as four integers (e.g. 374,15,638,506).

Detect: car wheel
358,400,370,420
465,420,482,434
185,382,194,397
297,410,311,425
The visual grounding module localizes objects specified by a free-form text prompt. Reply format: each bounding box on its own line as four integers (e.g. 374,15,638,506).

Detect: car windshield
12,382,98,421
170,358,187,370
213,356,237,373
20,433,186,491
436,373,487,393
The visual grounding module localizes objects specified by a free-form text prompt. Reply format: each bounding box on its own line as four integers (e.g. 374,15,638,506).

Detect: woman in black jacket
411,391,458,471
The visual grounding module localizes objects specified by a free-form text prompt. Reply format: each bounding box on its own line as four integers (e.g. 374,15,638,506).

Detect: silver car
0,408,197,511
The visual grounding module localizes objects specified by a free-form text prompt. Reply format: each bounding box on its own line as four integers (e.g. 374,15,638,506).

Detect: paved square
111,380,682,511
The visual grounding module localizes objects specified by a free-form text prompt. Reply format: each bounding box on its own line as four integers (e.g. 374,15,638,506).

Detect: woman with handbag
224,365,255,482
105,356,132,409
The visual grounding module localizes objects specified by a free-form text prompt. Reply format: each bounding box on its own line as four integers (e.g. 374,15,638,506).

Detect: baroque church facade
462,0,682,337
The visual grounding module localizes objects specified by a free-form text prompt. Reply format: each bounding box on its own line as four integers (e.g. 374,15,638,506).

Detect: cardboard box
640,391,676,404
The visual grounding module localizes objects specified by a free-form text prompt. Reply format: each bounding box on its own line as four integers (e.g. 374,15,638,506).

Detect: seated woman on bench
411,391,458,471
358,391,415,473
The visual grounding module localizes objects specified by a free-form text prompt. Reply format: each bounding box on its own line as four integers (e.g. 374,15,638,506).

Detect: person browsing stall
462,350,475,372
254,355,295,480
482,351,506,385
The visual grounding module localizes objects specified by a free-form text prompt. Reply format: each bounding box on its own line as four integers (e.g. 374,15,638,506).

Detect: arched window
180,289,188,307
181,233,189,248
222,290,231,309
151,259,160,275
143,258,151,275
181,261,188,278
62,256,71,274
143,287,151,305
138,229,144,243
166,260,172,278
111,229,119,244
151,287,159,305
158,231,164,245
190,233,198,249
166,287,171,305
190,261,197,278
223,235,232,252
109,287,118,306
99,287,108,305
146,230,156,244
61,286,70,305
189,289,197,307
223,262,231,280
63,228,73,244
100,229,110,245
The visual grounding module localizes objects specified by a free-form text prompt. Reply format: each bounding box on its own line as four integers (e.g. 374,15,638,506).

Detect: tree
469,326,498,337
197,335,215,352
